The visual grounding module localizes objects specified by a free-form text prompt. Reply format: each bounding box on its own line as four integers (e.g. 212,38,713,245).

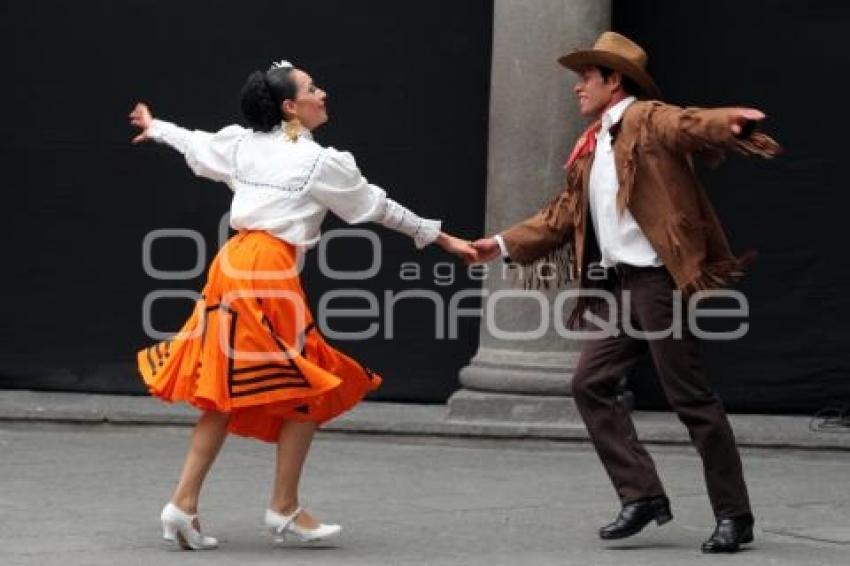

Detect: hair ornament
270,60,294,70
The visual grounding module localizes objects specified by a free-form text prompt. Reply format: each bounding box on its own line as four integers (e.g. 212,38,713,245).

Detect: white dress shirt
495,97,661,267
147,119,442,249
588,96,662,268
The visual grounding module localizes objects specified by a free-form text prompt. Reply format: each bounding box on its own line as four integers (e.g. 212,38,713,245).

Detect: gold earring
285,117,301,142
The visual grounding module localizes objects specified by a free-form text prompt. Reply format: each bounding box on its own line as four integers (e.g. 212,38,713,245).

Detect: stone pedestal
447,0,611,424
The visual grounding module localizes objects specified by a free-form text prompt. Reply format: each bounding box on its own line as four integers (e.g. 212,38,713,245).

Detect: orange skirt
137,230,382,442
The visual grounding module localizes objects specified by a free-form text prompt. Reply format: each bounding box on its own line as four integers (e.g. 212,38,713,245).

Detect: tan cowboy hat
558,31,661,99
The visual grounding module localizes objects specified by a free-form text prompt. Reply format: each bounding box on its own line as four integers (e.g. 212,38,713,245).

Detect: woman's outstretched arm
309,148,477,263
129,102,245,184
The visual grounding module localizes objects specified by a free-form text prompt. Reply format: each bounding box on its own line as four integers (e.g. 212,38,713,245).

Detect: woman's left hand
436,233,479,265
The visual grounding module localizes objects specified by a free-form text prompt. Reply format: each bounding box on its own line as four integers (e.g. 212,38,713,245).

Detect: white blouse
147,119,442,249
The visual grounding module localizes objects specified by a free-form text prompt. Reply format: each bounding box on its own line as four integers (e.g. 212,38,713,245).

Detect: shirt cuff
412,218,442,249
148,119,191,154
380,199,442,249
493,234,510,259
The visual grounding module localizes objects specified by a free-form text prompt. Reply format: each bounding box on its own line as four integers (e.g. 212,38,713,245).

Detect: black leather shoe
701,515,754,553
598,496,673,540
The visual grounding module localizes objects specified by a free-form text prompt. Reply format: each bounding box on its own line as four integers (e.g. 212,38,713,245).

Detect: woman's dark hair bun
240,67,298,132
240,71,283,132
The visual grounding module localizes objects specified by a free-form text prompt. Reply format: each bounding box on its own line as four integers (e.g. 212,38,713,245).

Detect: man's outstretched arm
472,187,578,264
648,103,781,159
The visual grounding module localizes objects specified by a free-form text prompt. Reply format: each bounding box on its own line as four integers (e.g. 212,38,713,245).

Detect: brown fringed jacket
500,100,781,323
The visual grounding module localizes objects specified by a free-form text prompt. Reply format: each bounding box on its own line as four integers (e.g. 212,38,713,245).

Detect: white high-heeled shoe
264,507,342,543
160,502,219,550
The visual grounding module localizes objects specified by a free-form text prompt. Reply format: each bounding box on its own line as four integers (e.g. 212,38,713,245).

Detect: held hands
470,238,501,263
436,233,480,265
728,107,765,137
434,235,503,265
129,102,154,143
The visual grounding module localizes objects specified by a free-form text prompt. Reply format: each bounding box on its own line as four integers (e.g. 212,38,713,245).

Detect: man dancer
472,32,780,553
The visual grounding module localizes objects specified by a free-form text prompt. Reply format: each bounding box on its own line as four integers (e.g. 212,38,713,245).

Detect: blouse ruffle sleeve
308,148,441,249
147,119,247,184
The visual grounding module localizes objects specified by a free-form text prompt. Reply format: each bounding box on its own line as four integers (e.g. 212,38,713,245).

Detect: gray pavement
1,422,849,565
2,390,849,451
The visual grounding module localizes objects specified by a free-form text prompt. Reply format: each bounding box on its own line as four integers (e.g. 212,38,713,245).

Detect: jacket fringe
566,295,588,330
681,248,758,296
616,138,639,216
565,270,609,330
509,242,576,291
700,131,783,168
510,183,582,290
732,131,783,159
616,107,651,216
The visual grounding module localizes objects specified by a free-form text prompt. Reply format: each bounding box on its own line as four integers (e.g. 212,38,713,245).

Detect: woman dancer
129,60,476,550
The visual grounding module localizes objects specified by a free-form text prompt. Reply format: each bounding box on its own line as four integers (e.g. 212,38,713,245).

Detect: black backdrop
0,0,492,401
1,1,848,413
614,1,850,413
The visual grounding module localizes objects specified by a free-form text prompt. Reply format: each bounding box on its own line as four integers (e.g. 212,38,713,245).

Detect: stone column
447,0,611,424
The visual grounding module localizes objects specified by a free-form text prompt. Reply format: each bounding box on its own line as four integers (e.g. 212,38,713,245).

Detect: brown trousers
571,265,752,519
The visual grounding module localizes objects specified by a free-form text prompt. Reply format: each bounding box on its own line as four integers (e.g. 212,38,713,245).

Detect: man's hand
436,233,479,265
728,107,765,137
129,102,155,144
471,237,502,263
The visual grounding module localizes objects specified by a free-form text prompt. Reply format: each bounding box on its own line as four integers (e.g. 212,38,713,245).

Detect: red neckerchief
564,120,602,170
